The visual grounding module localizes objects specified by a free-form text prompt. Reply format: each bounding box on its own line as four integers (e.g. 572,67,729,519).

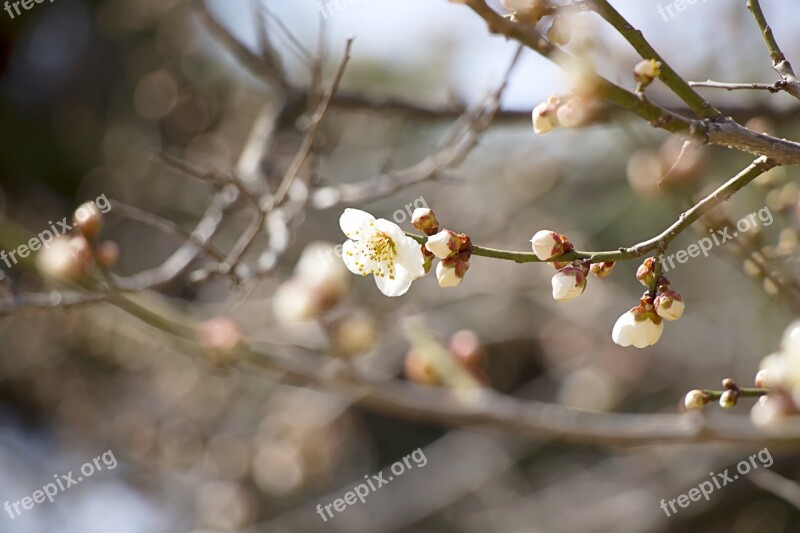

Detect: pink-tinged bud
421,246,434,274
590,261,615,278
96,241,120,268
448,329,485,369
404,349,440,385
530,230,571,261
636,257,657,287
719,389,738,408
36,236,92,282
334,313,379,357
436,257,468,288
611,304,663,349
198,317,243,358
531,98,559,134
547,16,571,46
73,201,104,241
633,59,661,86
684,390,709,410
755,369,770,388
425,230,459,259
654,288,684,321
411,208,439,236
551,265,587,302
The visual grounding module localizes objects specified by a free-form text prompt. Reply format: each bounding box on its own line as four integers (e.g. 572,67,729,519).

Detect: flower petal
341,239,366,275
375,266,413,297
340,209,376,240
374,218,405,242
396,235,425,278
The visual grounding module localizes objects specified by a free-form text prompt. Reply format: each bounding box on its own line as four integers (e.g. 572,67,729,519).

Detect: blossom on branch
340,208,425,297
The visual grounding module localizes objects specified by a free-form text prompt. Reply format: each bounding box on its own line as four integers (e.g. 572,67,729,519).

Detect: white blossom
551,266,586,302
340,208,425,297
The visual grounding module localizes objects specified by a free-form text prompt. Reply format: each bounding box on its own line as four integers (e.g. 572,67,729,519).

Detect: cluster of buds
611,291,664,349
633,59,662,89
749,320,800,427
272,241,351,324
37,202,119,282
612,258,684,348
683,379,743,410
532,94,596,134
404,329,488,386
417,209,473,288
531,230,616,302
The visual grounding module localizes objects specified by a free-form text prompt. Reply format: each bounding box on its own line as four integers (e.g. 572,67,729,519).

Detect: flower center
366,231,397,279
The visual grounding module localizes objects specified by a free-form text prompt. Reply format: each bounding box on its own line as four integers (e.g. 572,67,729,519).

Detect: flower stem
702,388,769,400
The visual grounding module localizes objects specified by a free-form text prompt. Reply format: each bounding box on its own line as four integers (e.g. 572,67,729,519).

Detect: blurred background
1,0,800,531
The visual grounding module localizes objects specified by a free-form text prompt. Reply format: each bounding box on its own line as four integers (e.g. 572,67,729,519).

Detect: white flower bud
436,261,463,288
532,101,558,134
36,236,92,282
295,241,351,306
272,279,319,324
633,59,661,85
654,289,685,321
684,390,708,410
611,307,663,348
425,230,458,259
551,266,586,302
530,230,569,260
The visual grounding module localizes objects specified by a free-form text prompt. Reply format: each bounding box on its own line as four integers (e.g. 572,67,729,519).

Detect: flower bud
295,241,351,307
198,317,243,359
73,201,104,241
590,261,615,278
425,230,459,259
404,349,440,385
551,265,587,302
36,236,92,282
722,378,737,390
448,329,485,369
272,279,319,323
547,16,571,46
556,97,589,128
531,97,560,135
633,59,661,86
95,241,120,268
755,369,770,388
611,304,663,349
436,258,467,288
719,389,738,408
530,230,571,260
334,313,379,357
636,257,657,287
654,288,684,321
411,208,439,236
684,389,709,410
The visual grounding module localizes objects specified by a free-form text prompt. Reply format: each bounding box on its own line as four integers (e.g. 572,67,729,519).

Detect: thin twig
747,0,800,100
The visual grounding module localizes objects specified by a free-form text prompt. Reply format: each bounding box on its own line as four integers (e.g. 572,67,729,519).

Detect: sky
205,0,800,110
